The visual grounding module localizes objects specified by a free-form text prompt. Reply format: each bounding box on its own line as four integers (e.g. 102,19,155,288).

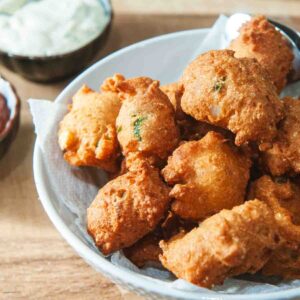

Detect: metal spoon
225,13,300,83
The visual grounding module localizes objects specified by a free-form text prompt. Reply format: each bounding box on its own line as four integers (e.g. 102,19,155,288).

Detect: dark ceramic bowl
0,0,112,83
0,78,20,159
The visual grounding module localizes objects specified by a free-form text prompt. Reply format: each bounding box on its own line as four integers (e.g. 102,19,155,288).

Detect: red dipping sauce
0,93,9,135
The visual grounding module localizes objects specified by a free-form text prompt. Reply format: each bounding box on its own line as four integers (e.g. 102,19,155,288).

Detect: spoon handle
269,19,300,50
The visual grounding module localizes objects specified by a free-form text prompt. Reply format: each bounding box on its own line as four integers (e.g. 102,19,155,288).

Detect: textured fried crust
160,82,199,141
249,175,300,241
123,231,162,267
159,82,231,144
159,200,280,288
180,50,284,148
114,77,180,165
262,244,300,279
249,175,300,278
87,160,170,255
160,82,185,121
58,85,121,172
260,97,300,176
229,15,293,93
162,131,251,221
101,74,154,101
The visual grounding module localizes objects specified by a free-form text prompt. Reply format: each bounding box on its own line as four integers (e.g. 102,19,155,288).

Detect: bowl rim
33,27,300,300
0,78,20,142
0,0,112,60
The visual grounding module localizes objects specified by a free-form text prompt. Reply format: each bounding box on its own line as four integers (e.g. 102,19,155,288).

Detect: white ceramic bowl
33,28,300,300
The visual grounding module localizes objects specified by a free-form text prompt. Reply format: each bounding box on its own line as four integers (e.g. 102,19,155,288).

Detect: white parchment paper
29,16,300,295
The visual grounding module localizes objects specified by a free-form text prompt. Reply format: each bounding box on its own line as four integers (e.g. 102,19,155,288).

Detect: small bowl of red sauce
0,77,20,158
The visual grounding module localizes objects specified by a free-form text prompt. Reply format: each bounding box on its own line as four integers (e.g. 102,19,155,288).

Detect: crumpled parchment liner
29,15,300,295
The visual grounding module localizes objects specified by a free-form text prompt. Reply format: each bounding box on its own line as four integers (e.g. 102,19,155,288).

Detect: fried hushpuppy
180,50,284,148
124,210,197,268
159,200,280,288
58,85,121,172
229,15,293,93
162,131,251,221
123,231,162,267
260,97,300,176
249,175,300,278
262,243,300,279
87,160,170,255
159,82,234,143
111,76,180,166
249,175,300,241
160,82,185,121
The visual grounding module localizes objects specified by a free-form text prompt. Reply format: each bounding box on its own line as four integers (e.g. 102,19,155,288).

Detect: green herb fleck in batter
213,76,226,93
133,116,147,142
117,125,122,133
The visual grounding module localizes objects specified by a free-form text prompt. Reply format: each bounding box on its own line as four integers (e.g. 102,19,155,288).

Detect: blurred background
1,1,300,299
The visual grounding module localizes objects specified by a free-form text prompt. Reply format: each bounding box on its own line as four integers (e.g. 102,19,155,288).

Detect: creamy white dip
0,0,110,56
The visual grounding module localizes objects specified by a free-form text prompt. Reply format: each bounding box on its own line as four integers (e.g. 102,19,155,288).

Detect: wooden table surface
1,1,300,299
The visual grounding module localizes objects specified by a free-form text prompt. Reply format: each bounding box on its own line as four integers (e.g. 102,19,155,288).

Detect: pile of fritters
58,16,300,288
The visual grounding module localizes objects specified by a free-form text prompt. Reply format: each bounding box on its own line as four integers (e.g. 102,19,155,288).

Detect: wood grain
112,0,300,17
1,4,300,299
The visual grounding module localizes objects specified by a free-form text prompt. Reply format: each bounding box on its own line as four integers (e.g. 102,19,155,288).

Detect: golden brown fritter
260,97,300,176
58,85,121,172
87,160,170,255
123,231,162,267
160,82,236,142
262,244,300,279
229,15,293,93
159,200,280,288
101,74,153,100
162,131,251,221
114,77,180,166
160,82,185,121
101,73,126,93
249,175,300,278
180,50,284,148
123,210,196,268
160,82,197,141
249,175,300,241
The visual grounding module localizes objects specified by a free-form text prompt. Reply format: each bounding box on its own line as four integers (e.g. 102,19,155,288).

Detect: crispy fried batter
249,175,300,278
58,85,121,172
87,160,170,255
262,244,300,279
123,210,196,268
260,97,300,176
159,200,280,288
160,82,185,121
249,175,300,241
113,76,180,165
162,131,251,221
160,82,196,141
229,16,293,93
101,73,156,101
123,231,162,267
180,50,284,148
